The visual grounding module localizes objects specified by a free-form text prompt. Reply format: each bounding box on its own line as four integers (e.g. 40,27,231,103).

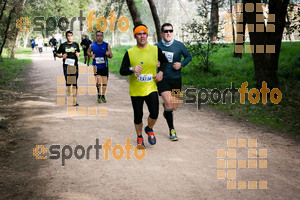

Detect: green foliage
23,0,91,37
185,0,224,72
109,46,131,74
0,48,32,90
182,42,300,136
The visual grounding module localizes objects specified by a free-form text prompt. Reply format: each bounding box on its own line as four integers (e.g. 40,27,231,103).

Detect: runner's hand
157,61,160,68
62,53,67,59
92,54,96,59
173,62,182,70
153,71,163,82
105,50,110,57
133,65,142,74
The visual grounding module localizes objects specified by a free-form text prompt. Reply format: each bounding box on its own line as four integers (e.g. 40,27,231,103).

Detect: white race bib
95,57,105,64
65,58,75,66
162,51,174,63
137,74,153,82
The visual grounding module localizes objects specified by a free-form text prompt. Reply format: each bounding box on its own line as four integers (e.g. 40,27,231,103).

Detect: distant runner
81,35,92,66
87,31,112,103
36,37,44,56
30,37,36,52
56,30,80,106
44,37,49,51
49,34,58,61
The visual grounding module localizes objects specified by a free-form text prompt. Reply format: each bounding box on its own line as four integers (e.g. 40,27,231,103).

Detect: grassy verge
182,42,300,137
0,48,32,90
106,43,299,137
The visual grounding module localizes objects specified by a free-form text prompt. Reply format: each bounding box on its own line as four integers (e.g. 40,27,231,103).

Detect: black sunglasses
163,29,173,33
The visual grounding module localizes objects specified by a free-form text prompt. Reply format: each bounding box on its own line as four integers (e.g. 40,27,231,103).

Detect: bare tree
147,0,161,42
0,0,7,22
244,0,289,89
210,0,219,43
9,0,27,58
113,0,125,47
0,6,15,56
125,0,142,26
233,0,245,58
229,0,235,43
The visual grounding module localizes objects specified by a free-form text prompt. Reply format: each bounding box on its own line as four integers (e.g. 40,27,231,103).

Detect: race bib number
65,58,75,66
137,74,153,82
162,51,174,63
95,57,105,64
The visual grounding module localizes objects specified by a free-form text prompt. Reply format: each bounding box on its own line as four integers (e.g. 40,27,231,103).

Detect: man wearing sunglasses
155,23,192,141
120,24,168,148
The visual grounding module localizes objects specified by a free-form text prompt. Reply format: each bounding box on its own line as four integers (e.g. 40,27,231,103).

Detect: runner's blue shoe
144,126,156,145
137,136,146,149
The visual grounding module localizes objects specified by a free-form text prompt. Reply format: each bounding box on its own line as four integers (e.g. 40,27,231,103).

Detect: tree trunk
10,0,27,58
23,30,31,48
244,0,289,89
11,32,18,58
0,6,15,57
230,0,235,43
0,0,7,22
125,0,142,26
210,0,219,44
114,0,125,47
147,0,162,42
233,0,244,58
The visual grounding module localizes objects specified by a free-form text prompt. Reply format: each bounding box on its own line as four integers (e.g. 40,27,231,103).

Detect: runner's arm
75,43,80,57
120,51,133,76
55,45,63,58
106,44,113,59
87,45,93,57
180,44,192,67
157,47,168,73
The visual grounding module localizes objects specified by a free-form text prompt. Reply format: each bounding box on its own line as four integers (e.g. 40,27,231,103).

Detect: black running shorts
157,77,182,95
63,64,79,88
94,67,109,77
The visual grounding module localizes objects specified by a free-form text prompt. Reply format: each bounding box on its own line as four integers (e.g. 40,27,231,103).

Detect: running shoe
97,94,101,103
137,136,146,149
101,96,107,103
169,129,178,141
144,126,156,145
73,100,79,106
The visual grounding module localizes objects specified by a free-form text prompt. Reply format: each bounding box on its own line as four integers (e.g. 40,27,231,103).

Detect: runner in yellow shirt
120,24,168,148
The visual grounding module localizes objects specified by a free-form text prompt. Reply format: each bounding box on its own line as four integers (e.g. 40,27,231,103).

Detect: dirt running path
1,51,299,200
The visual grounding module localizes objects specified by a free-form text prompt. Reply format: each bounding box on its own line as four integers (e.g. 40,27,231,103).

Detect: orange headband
134,25,148,36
